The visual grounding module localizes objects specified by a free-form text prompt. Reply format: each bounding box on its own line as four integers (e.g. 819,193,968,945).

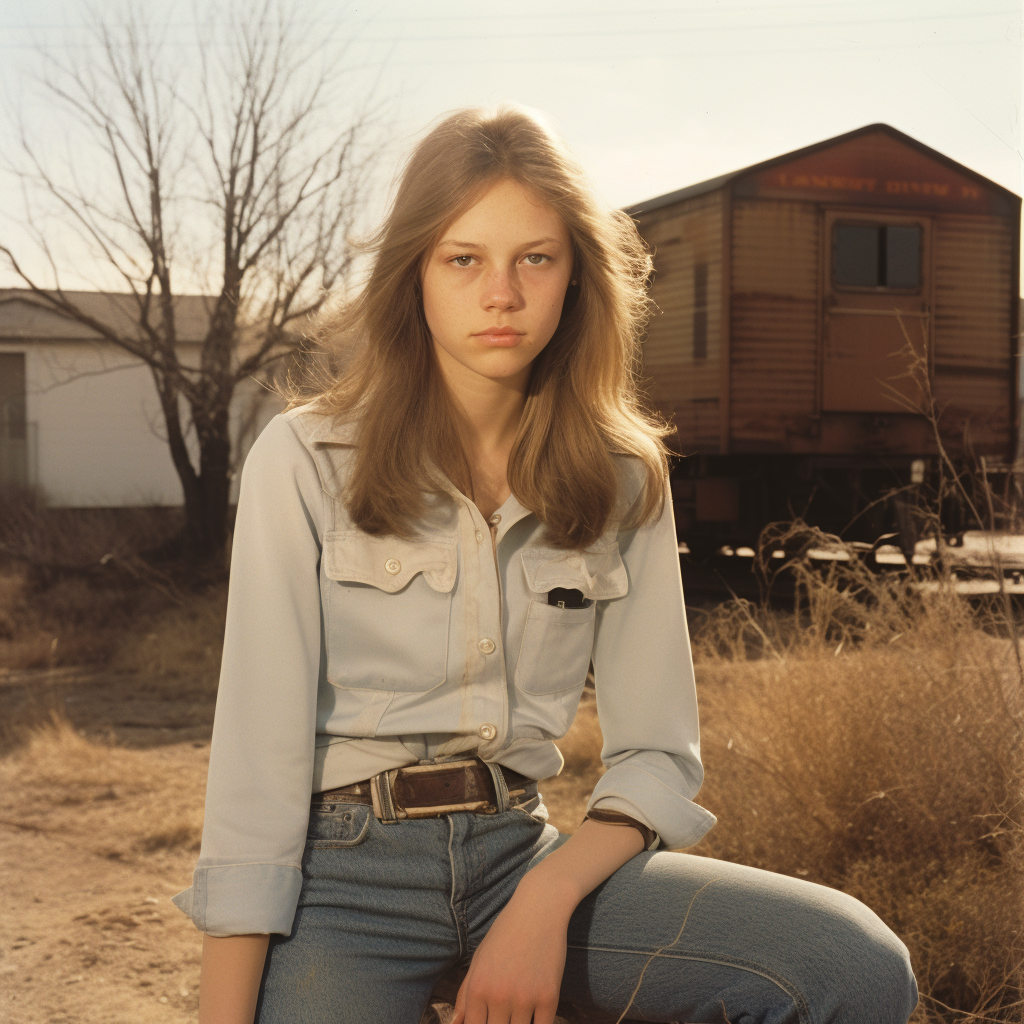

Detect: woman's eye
452,255,474,267
523,254,549,265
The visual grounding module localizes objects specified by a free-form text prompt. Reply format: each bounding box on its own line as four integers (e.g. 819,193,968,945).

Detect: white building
0,289,283,507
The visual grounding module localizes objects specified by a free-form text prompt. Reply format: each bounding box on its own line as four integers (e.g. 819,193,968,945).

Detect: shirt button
384,558,401,575
488,513,501,525
475,531,483,543
478,723,497,741
478,638,496,655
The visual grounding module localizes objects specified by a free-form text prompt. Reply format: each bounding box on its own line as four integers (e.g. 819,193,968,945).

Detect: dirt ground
0,709,207,1024
0,667,602,1024
0,791,203,1023
0,660,214,1024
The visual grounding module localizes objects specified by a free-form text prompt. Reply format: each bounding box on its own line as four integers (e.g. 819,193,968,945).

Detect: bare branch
4,0,382,556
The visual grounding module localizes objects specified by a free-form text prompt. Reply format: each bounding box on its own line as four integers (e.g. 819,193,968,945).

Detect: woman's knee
819,889,918,1023
861,924,918,1023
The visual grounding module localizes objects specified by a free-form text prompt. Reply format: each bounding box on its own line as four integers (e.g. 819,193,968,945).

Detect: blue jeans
255,795,918,1023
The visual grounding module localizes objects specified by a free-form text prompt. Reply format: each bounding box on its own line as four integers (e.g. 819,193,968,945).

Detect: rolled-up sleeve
172,415,324,936
587,479,717,851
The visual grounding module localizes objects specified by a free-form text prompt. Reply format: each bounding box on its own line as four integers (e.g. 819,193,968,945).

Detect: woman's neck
436,350,528,518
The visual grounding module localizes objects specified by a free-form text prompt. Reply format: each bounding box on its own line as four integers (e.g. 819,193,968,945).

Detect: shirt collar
304,410,357,446
299,406,536,538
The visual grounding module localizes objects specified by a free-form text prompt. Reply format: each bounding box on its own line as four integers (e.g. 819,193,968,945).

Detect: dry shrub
0,566,226,678
544,691,605,832
0,565,172,670
0,567,57,668
690,526,1024,1022
0,490,183,569
18,573,159,666
0,493,224,671
111,584,227,689
0,499,226,673
0,712,207,860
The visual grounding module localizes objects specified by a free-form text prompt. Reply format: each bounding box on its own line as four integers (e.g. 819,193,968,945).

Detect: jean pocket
305,801,373,848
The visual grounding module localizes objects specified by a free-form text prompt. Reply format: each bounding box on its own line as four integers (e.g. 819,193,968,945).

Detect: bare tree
2,1,377,558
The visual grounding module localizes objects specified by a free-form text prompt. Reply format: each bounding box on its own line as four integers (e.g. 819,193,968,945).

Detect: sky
0,0,1021,288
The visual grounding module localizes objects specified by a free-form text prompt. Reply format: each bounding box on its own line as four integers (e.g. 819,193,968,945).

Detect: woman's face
421,177,573,391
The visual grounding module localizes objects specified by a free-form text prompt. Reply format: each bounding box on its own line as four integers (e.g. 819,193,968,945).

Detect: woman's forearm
449,819,645,1023
517,817,646,912
199,933,270,1024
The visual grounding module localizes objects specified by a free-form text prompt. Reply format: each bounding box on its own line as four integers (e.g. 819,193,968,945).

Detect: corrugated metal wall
637,186,1015,458
640,192,723,452
931,214,1013,447
730,199,819,444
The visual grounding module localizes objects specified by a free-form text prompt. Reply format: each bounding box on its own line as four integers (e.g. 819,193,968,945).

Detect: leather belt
313,757,537,821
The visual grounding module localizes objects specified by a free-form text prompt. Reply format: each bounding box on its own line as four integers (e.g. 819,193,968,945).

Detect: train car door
821,210,932,413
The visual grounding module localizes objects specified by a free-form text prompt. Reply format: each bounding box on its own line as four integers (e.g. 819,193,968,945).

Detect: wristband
584,808,659,851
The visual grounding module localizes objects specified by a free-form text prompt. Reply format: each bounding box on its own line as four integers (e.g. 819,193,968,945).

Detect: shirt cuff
171,863,303,937
587,761,717,851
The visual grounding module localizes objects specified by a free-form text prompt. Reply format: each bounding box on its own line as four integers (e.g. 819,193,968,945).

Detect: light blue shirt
173,406,716,936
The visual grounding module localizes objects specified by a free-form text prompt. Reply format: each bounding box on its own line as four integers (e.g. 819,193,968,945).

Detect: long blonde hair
299,105,671,549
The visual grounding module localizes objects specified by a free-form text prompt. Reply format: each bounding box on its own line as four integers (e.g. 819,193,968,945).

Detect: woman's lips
473,328,525,348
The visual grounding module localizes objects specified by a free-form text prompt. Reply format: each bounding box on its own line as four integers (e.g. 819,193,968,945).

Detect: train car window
833,223,921,289
885,226,921,289
834,225,879,286
693,262,708,360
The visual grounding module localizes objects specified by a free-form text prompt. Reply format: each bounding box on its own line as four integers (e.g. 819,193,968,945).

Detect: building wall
931,212,1015,451
729,198,820,445
0,339,283,507
639,190,724,452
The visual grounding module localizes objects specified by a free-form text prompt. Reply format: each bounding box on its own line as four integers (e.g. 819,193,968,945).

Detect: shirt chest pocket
515,544,628,695
323,531,457,693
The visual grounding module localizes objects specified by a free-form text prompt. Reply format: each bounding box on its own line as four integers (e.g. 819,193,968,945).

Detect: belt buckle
370,768,402,821
370,758,497,821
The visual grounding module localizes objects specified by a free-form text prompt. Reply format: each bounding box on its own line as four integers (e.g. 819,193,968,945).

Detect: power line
3,0,1014,27
382,37,1010,69
0,4,1015,35
0,22,1013,52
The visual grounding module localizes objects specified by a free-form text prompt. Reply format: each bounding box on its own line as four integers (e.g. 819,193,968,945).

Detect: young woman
173,106,918,1024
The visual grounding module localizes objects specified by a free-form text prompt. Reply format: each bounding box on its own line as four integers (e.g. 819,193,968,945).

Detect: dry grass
0,715,209,1023
0,498,223,674
0,566,210,671
109,585,227,687
0,490,189,570
0,562,226,696
5,619,1018,1021
690,533,1024,1023
543,690,606,829
0,713,207,862
3,501,1021,1020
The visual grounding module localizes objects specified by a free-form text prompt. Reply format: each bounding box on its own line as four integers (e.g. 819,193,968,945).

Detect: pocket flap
520,542,628,601
324,531,457,594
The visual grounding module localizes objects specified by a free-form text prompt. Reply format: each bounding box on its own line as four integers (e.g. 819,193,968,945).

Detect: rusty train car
629,124,1021,551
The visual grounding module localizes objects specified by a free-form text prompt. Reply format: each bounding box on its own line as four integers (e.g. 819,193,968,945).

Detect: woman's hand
450,817,647,1024
451,871,575,1024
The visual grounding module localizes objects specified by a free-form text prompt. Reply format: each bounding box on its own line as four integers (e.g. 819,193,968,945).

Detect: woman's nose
482,267,523,311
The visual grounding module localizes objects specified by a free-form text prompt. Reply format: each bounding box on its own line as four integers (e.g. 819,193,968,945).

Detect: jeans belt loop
485,761,511,814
